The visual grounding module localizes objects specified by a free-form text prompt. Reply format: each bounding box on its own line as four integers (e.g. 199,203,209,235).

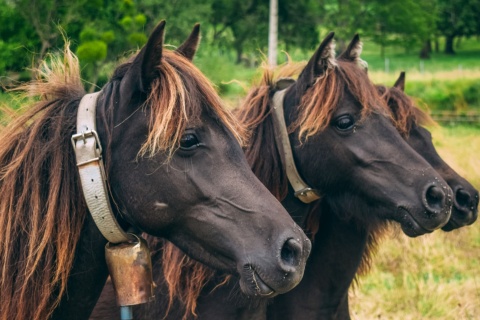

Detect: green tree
11,0,89,65
437,0,480,54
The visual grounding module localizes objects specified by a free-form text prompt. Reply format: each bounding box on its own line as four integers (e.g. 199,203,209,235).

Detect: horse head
381,72,478,231
280,33,453,237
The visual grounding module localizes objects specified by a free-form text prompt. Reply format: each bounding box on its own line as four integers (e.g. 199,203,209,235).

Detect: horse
0,21,312,320
92,33,457,319
266,71,479,320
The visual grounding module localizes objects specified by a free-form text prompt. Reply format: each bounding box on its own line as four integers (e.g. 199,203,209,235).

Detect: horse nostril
455,188,471,208
280,238,301,268
425,185,445,210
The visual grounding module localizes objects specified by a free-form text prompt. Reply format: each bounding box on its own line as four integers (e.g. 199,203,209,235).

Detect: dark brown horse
266,71,479,320
0,22,311,320
92,33,458,319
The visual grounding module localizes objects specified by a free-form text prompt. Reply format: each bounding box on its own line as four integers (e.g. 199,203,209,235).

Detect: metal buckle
71,130,103,166
294,188,321,203
294,187,315,197
71,130,103,155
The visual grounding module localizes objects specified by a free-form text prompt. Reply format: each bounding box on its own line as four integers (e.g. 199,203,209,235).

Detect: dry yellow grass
369,69,480,84
351,126,480,319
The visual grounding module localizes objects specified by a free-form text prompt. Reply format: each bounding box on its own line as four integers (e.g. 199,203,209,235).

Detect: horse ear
394,72,406,92
135,20,166,92
176,24,201,60
297,32,336,87
337,34,368,70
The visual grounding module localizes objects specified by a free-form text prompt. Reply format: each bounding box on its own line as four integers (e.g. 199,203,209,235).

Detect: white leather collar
72,92,133,243
271,89,321,203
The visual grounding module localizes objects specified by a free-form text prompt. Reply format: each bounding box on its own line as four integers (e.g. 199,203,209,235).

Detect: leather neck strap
271,89,321,203
72,92,133,243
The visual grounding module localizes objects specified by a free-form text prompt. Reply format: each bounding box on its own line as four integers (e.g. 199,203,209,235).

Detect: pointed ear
297,32,336,87
176,24,201,60
337,34,368,70
393,72,406,92
133,20,166,92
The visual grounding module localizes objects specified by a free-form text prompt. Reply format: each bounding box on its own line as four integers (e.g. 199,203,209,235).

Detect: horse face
406,124,478,230
287,87,451,236
386,75,478,231
98,22,310,297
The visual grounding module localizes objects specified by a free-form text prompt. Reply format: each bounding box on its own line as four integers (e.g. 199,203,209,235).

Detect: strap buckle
71,130,103,166
294,188,321,203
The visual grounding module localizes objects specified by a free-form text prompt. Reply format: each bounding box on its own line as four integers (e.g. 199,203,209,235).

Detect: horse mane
291,60,387,141
144,50,245,157
376,84,434,136
0,44,87,320
236,62,303,200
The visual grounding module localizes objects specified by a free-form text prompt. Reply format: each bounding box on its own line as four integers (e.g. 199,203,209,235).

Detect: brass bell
105,234,155,306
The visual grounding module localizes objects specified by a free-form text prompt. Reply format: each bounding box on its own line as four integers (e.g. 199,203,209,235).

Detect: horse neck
51,214,109,319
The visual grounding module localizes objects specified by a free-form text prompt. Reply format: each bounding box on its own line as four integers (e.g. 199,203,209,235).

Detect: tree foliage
0,0,478,81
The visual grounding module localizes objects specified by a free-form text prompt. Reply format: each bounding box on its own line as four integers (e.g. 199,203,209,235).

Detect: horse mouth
243,265,275,296
397,206,432,237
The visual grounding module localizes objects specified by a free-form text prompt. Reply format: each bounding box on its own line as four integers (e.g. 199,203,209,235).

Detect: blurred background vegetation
0,0,479,318
1,0,479,112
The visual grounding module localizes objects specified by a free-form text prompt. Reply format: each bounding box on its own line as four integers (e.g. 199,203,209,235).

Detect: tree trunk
419,40,431,59
444,35,455,55
434,38,439,53
235,46,243,64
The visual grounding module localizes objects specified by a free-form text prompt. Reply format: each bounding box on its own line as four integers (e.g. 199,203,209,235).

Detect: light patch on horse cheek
154,201,169,210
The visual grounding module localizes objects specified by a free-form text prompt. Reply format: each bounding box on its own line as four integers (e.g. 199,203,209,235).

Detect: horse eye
334,115,355,131
180,133,200,150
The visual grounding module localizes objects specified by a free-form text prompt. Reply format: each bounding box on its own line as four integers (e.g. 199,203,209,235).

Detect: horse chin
396,206,433,238
239,265,277,298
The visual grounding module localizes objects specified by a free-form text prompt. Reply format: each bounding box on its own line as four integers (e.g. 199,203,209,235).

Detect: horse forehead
334,88,361,114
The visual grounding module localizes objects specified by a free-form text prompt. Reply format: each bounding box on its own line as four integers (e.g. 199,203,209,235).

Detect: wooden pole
268,0,278,66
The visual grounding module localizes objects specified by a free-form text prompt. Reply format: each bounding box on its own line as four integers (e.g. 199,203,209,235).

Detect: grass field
350,125,480,320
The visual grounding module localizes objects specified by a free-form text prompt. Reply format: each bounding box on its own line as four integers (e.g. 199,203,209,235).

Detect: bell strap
71,92,133,244
271,89,321,203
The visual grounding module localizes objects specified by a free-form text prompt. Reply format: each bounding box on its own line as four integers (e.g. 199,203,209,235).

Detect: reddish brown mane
292,60,387,141
377,85,434,136
236,63,302,200
139,50,245,158
0,45,87,320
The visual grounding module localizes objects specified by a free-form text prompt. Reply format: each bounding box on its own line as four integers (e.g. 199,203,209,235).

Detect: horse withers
0,21,310,320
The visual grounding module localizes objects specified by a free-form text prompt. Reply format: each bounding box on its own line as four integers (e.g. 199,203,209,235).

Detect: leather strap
271,89,321,203
72,92,133,243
